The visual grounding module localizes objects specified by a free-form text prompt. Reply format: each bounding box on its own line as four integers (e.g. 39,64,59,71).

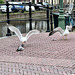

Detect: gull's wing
53,27,64,34
25,30,40,41
8,26,23,41
49,27,64,36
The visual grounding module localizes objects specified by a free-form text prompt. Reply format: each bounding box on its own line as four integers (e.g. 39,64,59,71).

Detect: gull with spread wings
7,24,40,51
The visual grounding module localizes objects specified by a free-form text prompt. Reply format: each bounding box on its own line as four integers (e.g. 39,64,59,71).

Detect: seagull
49,25,72,40
7,24,40,51
66,23,72,32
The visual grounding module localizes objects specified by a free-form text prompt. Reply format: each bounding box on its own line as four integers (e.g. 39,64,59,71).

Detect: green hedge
0,0,4,4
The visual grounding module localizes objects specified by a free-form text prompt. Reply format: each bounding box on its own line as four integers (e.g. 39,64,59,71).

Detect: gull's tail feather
49,31,53,36
25,30,40,41
8,26,23,41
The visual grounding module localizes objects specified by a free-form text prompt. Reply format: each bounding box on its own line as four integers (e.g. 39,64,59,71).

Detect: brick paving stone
72,70,75,74
72,74,75,75
67,72,71,75
23,71,28,75
33,66,38,71
49,67,54,73
44,66,50,73
31,72,36,75
27,71,32,75
9,73,20,75
63,72,68,75
37,66,41,71
35,73,40,75
41,66,46,72
57,67,65,75
53,68,58,74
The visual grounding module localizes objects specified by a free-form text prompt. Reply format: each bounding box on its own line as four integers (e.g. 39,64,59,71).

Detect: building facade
4,0,74,4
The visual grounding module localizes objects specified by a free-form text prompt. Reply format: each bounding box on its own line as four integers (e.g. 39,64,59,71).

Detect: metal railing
0,1,53,36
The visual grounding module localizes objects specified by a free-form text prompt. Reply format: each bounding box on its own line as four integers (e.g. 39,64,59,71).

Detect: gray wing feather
8,26,23,41
53,27,64,34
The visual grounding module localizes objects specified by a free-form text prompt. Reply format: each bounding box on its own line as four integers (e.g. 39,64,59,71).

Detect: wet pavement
0,32,75,75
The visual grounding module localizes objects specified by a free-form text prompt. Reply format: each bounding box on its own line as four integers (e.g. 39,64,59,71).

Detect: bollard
50,6,53,31
6,0,11,36
29,2,32,30
46,5,50,32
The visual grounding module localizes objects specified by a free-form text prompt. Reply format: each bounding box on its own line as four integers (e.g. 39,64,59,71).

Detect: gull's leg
21,41,27,47
62,36,64,40
21,42,24,47
65,36,67,40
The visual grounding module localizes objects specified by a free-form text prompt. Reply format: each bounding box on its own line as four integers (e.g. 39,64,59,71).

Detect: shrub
0,0,4,4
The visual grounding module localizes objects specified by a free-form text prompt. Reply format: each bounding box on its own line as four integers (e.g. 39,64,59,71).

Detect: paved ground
1,32,75,75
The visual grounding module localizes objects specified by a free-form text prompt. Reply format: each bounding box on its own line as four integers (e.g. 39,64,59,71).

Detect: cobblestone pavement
0,32,75,75
0,61,74,75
